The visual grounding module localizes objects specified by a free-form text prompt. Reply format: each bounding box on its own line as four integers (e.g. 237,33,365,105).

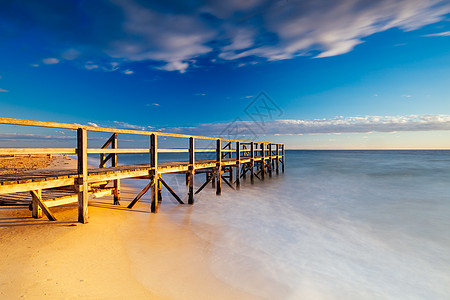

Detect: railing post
150,134,159,213
77,128,88,223
282,144,285,173
276,144,279,174
268,143,272,177
112,133,120,205
188,137,195,204
260,143,265,180
250,142,255,184
235,141,240,190
216,139,222,195
31,189,42,219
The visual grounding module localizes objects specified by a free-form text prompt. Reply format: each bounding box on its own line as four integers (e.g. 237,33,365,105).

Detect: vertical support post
268,143,272,177
216,139,222,195
31,189,42,219
260,143,265,180
282,144,285,173
250,142,255,184
276,144,279,174
112,133,120,205
77,128,88,223
235,141,240,190
188,137,195,204
150,134,159,213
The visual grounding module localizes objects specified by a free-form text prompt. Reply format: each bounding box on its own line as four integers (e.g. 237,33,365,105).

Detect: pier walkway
0,117,285,223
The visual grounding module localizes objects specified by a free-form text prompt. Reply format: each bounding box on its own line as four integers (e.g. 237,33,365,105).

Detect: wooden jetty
0,117,285,223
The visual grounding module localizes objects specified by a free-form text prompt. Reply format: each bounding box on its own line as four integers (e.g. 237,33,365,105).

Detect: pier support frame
188,137,195,204
150,134,159,213
235,142,240,190
216,139,222,195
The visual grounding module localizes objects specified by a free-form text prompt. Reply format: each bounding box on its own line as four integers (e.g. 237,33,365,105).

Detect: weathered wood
188,137,195,204
150,134,159,213
260,143,265,180
221,175,235,190
127,180,153,209
268,144,272,178
31,190,42,218
276,144,279,174
159,176,184,204
282,144,285,172
77,128,88,224
250,142,255,184
235,141,241,190
216,139,222,195
0,148,76,155
195,173,216,194
31,190,56,221
111,133,120,205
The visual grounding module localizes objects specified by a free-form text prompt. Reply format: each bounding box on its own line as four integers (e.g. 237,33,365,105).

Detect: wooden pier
0,117,285,223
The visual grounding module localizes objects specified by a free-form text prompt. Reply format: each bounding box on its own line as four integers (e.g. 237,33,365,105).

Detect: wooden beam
276,144,279,174
150,134,159,213
0,148,76,155
195,173,216,194
188,137,195,204
221,175,235,190
159,176,184,204
127,180,153,209
260,143,265,181
216,139,222,195
30,190,42,218
235,141,240,190
30,190,56,221
250,142,255,184
111,133,120,205
268,144,272,178
77,128,88,224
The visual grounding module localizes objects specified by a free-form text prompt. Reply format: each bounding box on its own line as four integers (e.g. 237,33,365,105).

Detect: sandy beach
0,157,265,299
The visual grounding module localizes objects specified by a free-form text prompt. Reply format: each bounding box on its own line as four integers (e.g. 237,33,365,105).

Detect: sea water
116,150,450,299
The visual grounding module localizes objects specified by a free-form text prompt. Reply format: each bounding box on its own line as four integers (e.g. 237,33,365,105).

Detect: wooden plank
77,128,88,224
88,148,151,154
221,175,235,190
160,176,184,204
0,148,76,155
158,148,189,153
31,190,56,221
195,173,215,194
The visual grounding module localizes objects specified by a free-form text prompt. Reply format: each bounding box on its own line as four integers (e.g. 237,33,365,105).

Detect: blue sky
1,0,450,149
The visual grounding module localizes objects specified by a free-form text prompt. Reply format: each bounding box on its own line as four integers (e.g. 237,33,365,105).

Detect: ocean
112,150,450,299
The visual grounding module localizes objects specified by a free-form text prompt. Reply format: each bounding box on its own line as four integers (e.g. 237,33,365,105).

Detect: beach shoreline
0,157,264,299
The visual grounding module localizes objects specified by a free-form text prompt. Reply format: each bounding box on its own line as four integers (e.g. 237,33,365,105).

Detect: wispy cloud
123,69,134,75
113,121,147,131
423,30,450,37
87,122,99,127
164,115,450,136
1,0,449,73
42,57,59,64
0,88,8,93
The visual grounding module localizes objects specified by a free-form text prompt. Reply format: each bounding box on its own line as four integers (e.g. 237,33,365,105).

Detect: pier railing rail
0,117,285,223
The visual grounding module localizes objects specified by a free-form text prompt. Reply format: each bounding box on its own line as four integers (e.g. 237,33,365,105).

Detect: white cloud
87,122,99,127
30,64,39,67
423,30,450,37
42,57,60,64
85,64,99,70
123,69,134,75
402,94,412,98
0,88,8,92
164,115,450,136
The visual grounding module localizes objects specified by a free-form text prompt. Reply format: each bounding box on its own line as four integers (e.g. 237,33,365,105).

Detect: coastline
0,157,264,299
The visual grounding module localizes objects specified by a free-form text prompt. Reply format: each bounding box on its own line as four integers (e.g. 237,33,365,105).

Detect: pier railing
0,117,285,223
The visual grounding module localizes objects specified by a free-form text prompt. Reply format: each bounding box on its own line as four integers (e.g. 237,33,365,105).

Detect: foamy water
118,150,450,299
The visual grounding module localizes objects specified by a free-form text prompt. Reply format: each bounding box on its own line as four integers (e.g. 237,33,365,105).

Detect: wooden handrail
0,117,284,145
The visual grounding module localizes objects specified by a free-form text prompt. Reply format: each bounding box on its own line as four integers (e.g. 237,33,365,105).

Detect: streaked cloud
87,122,99,127
1,0,449,73
123,69,134,75
164,115,450,136
0,88,8,93
423,30,450,37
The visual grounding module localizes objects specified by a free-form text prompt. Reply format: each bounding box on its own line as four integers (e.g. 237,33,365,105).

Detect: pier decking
0,117,285,223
